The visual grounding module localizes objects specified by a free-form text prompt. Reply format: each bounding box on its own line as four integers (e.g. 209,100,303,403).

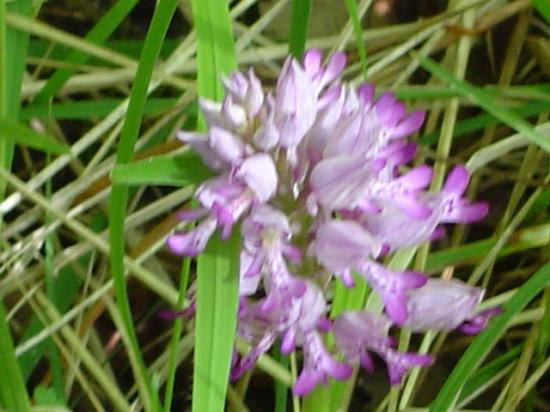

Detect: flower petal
310,156,373,211
166,218,217,256
312,220,382,273
236,153,278,202
209,126,245,164
403,279,484,332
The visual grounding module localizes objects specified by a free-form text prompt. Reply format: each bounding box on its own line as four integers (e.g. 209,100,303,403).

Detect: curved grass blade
429,262,550,411
416,55,550,152
0,117,68,154
108,1,179,411
111,151,213,186
189,0,238,411
288,0,312,58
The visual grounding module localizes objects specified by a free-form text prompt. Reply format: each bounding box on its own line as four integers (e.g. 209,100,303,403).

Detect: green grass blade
288,0,312,58
417,55,550,152
191,0,236,102
426,223,550,271
108,1,179,411
0,304,32,411
459,345,522,404
0,0,32,198
21,97,180,120
273,345,290,412
429,262,550,411
0,1,34,408
419,100,550,146
532,0,550,24
44,154,66,404
324,277,368,412
0,117,69,154
32,0,139,104
189,0,238,411
344,0,367,78
535,289,550,365
195,233,241,412
163,258,191,412
111,151,213,186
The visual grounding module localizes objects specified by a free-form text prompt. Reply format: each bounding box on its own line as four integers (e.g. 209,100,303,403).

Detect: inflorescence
167,49,494,395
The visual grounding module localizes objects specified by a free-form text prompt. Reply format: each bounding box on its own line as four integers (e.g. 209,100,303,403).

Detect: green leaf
459,345,522,404
21,98,179,120
189,1,238,411
430,261,550,411
108,1,179,411
416,55,550,152
531,0,550,24
33,386,66,406
0,117,69,154
111,151,213,186
0,304,32,411
288,0,312,58
194,232,241,412
191,0,236,102
0,0,33,197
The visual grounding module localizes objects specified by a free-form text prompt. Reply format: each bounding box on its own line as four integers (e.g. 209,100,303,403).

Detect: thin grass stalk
163,258,191,411
32,0,140,104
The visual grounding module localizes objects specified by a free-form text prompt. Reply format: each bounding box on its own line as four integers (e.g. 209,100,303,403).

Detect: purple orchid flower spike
169,48,492,395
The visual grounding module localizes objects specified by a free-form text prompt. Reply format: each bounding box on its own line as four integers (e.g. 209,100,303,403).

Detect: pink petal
209,126,244,163
392,111,425,139
443,165,470,196
303,48,322,77
236,154,278,202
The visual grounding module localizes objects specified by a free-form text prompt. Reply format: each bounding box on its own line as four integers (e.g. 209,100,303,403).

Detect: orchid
167,49,493,396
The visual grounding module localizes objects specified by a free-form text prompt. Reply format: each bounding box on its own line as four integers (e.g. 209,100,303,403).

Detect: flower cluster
168,49,492,395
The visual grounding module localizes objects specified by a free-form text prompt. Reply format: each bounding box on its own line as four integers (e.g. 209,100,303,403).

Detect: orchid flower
166,49,492,396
